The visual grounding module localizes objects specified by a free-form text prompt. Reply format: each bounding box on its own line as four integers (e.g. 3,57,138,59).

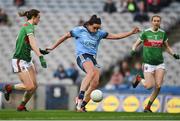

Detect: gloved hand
131,50,136,56
39,56,47,68
39,48,49,55
173,54,180,59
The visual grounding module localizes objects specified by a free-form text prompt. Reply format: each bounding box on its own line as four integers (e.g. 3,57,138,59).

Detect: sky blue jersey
70,26,108,57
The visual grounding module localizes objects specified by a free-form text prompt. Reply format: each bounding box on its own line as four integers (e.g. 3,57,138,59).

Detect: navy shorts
76,53,100,73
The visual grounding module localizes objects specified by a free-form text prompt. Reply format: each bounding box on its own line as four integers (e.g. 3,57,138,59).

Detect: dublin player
46,15,140,112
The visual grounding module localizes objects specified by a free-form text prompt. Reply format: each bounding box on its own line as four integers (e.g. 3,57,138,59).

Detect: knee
155,84,161,89
144,84,153,90
87,69,97,79
92,79,99,88
91,74,100,89
26,84,37,91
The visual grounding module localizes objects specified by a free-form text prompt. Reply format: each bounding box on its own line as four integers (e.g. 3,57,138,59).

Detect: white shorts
12,59,34,73
143,63,166,73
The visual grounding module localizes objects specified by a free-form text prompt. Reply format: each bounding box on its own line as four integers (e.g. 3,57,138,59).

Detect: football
90,89,103,102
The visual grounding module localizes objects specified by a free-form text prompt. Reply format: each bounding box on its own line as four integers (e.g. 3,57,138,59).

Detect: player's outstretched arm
46,32,71,51
164,41,180,59
106,27,140,40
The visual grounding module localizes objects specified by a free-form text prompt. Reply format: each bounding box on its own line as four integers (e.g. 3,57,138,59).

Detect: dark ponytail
84,14,101,26
18,9,40,20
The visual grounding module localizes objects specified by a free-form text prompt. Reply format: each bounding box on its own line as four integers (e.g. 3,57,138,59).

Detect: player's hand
173,54,180,59
39,48,49,55
45,47,53,52
131,50,136,56
39,56,47,68
131,27,140,34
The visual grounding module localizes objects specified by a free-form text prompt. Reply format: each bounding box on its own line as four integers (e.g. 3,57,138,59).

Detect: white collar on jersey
149,27,159,33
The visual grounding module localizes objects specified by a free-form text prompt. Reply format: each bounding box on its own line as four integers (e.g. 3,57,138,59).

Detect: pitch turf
0,110,179,120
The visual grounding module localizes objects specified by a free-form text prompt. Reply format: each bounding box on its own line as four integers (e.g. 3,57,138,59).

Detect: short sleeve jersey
70,26,108,57
13,22,35,62
139,28,168,65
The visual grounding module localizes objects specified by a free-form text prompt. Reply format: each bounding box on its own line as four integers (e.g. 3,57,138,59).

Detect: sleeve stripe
27,33,33,36
70,31,74,37
103,32,109,39
138,37,143,42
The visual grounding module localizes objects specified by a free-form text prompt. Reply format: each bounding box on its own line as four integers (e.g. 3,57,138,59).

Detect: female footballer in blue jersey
46,15,140,112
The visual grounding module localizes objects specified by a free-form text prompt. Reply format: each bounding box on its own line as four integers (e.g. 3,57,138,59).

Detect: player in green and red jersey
131,15,180,112
2,9,48,111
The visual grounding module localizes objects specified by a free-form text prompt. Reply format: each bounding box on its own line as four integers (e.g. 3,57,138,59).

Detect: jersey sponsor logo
154,35,158,40
23,24,28,26
144,40,163,47
81,39,97,50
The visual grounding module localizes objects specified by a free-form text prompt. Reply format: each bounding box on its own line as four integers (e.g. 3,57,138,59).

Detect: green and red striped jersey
13,22,35,62
139,28,168,65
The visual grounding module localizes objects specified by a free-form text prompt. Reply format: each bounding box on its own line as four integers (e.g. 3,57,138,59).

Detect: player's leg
144,64,165,112
143,72,155,89
3,59,32,97
142,72,156,112
76,61,97,110
17,65,37,111
3,69,36,101
81,68,100,110
132,63,155,88
144,68,165,112
4,67,36,111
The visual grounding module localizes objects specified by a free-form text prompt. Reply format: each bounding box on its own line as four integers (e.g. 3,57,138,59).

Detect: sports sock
12,85,16,90
6,85,15,92
20,91,34,107
145,100,153,109
78,91,85,100
19,101,26,106
81,101,87,108
146,87,161,109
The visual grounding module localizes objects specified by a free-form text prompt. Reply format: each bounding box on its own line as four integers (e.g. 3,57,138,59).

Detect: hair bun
91,15,97,19
18,10,28,17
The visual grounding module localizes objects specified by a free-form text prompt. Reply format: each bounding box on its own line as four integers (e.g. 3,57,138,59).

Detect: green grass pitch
0,110,179,120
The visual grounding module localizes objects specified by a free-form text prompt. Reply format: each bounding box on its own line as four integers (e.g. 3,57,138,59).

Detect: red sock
145,105,151,110
6,84,13,93
20,101,27,106
17,105,25,110
145,101,152,110
137,75,142,81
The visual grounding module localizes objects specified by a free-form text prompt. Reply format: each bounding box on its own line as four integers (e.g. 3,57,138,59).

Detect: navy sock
78,91,85,100
81,101,87,108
